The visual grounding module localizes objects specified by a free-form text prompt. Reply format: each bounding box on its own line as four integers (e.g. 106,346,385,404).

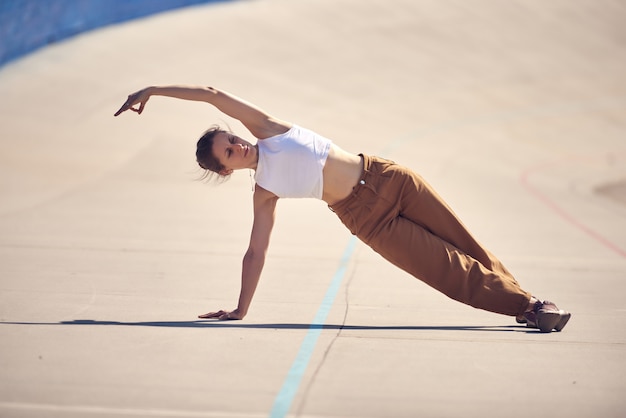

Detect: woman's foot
522,299,571,333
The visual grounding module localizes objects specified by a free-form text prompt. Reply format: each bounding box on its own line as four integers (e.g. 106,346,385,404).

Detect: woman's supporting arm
198,186,278,320
115,85,290,139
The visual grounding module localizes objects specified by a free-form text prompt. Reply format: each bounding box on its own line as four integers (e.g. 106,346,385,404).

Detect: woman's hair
196,125,230,181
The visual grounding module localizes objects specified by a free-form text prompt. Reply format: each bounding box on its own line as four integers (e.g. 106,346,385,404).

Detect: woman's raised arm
114,85,291,139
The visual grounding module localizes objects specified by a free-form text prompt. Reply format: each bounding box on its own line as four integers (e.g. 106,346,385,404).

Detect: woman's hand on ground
198,309,244,321
114,88,151,116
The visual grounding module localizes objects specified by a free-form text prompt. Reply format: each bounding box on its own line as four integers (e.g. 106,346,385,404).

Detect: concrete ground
1,0,625,417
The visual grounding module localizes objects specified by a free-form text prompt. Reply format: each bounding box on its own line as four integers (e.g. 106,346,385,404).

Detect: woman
115,85,571,333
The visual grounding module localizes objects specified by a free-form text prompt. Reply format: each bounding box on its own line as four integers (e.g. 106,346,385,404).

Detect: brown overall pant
329,154,531,317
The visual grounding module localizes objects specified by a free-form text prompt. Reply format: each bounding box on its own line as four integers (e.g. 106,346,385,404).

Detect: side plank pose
115,85,571,333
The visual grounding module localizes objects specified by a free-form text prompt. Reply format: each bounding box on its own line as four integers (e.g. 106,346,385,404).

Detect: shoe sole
536,310,571,333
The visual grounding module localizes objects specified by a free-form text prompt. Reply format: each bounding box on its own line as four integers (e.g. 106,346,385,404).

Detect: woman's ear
219,168,234,176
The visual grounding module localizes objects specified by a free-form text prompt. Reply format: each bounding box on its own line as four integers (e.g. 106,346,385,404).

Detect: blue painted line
269,236,357,418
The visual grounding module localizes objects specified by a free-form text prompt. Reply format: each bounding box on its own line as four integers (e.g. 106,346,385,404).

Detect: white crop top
254,124,332,199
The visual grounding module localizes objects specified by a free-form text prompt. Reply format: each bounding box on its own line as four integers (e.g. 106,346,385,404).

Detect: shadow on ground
1,319,538,333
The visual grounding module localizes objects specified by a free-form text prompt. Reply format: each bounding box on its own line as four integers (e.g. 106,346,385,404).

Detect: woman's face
212,131,257,175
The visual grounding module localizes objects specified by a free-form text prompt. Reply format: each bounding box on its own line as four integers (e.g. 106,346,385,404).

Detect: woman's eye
227,149,232,157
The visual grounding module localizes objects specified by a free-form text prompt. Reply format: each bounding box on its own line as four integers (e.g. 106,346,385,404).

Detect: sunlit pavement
1,1,625,417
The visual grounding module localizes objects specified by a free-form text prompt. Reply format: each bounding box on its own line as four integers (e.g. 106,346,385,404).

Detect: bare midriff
321,144,364,206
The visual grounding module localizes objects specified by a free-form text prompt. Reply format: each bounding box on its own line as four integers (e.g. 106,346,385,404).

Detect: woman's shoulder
253,184,279,203
257,119,293,140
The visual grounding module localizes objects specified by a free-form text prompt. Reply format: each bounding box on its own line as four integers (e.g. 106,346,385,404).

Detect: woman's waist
322,146,364,205
327,153,398,210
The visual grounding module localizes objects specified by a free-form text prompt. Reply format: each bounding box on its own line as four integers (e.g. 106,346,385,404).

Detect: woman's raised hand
114,88,151,116
198,309,244,321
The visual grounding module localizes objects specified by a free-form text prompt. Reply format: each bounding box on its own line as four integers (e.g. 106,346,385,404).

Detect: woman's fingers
114,101,135,116
113,103,128,116
198,309,242,320
198,310,226,319
114,102,141,116
114,90,148,116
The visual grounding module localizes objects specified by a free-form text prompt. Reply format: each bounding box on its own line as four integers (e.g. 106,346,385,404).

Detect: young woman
115,85,571,333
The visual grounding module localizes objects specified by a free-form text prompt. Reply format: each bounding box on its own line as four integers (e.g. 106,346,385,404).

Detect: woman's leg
331,155,531,317
395,166,519,284
368,213,530,316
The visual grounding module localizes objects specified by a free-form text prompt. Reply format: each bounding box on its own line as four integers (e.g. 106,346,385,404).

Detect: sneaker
524,300,571,333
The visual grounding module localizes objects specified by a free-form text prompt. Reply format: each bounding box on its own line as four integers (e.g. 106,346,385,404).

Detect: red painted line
520,156,626,258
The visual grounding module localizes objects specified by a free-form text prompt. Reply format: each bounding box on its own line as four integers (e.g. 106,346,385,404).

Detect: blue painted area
0,0,230,68
269,236,357,418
